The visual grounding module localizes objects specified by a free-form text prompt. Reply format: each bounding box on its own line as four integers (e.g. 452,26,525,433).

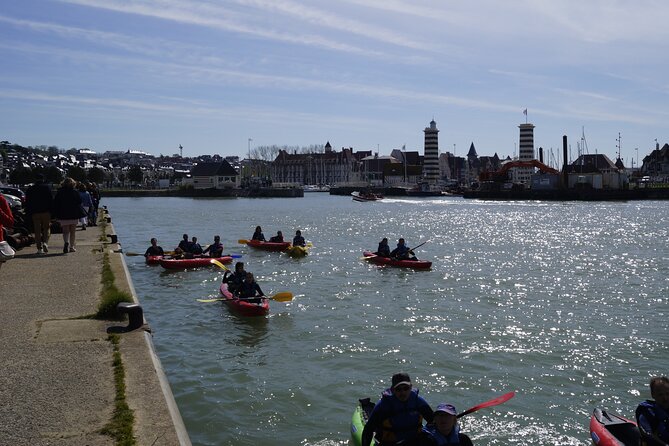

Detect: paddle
197,292,293,303
238,239,249,244
210,258,231,271
456,391,515,418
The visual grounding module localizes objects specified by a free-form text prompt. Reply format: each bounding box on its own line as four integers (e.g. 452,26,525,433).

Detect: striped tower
517,123,535,184
423,120,440,185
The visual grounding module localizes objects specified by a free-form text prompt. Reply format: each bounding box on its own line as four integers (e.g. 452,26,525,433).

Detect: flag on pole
523,109,527,116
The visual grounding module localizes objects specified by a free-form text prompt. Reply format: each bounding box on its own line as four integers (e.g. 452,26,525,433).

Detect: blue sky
1,0,667,167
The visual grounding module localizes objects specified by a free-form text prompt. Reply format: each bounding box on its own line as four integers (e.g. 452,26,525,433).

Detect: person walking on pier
53,177,82,253
25,174,53,254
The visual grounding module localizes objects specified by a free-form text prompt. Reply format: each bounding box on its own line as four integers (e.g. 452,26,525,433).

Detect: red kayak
159,256,233,270
362,251,432,269
590,408,640,446
247,239,291,251
219,282,269,317
145,255,162,265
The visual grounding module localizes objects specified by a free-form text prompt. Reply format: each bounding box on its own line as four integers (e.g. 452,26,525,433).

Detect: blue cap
435,403,457,415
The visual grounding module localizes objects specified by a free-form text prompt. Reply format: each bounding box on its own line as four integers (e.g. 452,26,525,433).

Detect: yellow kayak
286,245,308,257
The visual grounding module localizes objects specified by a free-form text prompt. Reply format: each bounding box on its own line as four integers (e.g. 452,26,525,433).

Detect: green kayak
350,398,375,446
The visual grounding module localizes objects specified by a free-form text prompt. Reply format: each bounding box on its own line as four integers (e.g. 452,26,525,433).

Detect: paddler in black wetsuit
237,272,264,303
223,262,246,294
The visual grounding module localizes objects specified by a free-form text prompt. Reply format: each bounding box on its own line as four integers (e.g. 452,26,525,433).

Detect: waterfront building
566,154,626,189
641,143,669,179
389,149,422,186
186,161,239,189
423,120,440,186
270,144,357,186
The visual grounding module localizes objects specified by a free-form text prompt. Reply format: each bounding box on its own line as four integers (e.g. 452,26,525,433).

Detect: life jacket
637,400,669,443
422,424,461,445
376,388,425,444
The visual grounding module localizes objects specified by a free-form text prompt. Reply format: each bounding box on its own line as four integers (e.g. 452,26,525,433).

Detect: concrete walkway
0,217,190,445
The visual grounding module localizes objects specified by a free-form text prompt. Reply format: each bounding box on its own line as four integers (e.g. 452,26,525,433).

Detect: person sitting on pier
292,230,306,247
390,238,416,261
144,238,164,258
375,237,390,257
269,231,284,243
223,261,246,294
203,235,224,257
251,226,265,241
237,272,264,303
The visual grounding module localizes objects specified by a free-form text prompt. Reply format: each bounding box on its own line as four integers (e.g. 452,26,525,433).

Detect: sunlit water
106,195,668,445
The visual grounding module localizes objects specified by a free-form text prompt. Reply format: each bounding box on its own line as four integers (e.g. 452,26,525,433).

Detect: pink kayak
247,239,291,251
159,256,233,270
219,282,269,317
362,251,432,270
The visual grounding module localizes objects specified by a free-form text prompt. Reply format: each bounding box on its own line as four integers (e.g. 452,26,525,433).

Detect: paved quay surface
0,219,190,445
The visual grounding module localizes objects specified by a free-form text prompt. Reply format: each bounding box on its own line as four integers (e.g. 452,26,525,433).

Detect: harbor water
106,195,668,445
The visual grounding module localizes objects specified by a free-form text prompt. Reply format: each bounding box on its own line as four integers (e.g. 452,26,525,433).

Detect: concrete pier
0,218,190,445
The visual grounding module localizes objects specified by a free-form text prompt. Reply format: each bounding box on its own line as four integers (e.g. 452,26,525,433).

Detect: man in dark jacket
362,373,434,446
25,175,53,254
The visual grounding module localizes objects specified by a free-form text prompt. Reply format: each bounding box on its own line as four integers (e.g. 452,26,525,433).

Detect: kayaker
375,238,390,257
293,230,306,247
144,238,165,258
190,236,203,255
237,272,264,303
417,403,473,446
361,372,434,446
252,226,266,241
636,376,669,445
390,238,416,261
223,261,246,294
175,233,191,255
270,231,284,243
203,235,224,257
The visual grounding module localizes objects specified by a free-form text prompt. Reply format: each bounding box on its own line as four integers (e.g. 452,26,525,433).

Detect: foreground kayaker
390,238,417,261
223,262,246,294
375,237,390,257
237,272,264,303
418,403,473,446
636,376,669,445
144,238,164,258
361,372,433,446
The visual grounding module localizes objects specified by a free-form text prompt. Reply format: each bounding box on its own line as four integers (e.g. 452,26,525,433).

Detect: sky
1,0,668,167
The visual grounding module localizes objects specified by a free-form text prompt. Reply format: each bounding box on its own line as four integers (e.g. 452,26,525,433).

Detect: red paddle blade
457,391,515,418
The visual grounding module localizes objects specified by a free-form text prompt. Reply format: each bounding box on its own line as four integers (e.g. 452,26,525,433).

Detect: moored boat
362,251,432,269
246,239,291,251
219,282,269,317
159,255,233,270
352,191,383,202
589,408,640,446
286,245,308,257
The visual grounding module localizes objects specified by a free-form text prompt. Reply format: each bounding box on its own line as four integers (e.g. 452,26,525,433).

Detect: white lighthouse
423,120,440,186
